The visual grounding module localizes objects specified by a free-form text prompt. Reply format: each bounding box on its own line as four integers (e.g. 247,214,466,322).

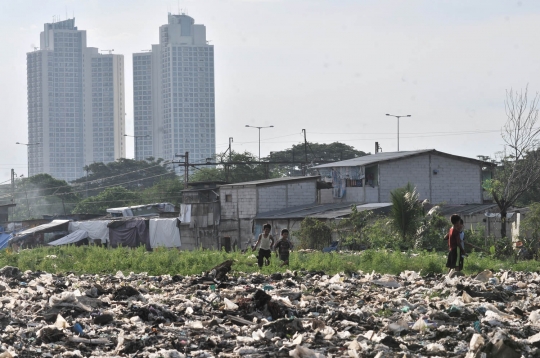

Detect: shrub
294,217,333,250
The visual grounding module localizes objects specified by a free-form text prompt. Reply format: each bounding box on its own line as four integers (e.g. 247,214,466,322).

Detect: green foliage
415,209,451,251
338,207,373,249
264,142,367,176
72,186,141,214
140,178,184,206
389,183,423,247
7,174,80,220
190,150,282,184
72,158,174,196
294,217,333,250
363,217,396,249
0,246,537,276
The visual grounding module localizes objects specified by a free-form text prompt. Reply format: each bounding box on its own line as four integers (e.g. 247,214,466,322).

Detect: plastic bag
470,333,484,351
224,298,238,310
412,318,428,332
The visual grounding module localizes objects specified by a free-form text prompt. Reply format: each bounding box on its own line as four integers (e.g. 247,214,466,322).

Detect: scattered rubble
1,264,540,357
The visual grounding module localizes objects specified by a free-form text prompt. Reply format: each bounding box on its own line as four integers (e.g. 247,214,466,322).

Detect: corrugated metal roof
437,204,499,216
16,220,70,236
220,175,320,188
313,149,489,169
256,202,392,220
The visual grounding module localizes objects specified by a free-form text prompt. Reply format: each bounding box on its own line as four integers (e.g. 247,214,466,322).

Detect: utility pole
174,152,190,188
11,169,15,203
184,152,189,189
228,137,233,162
302,129,307,176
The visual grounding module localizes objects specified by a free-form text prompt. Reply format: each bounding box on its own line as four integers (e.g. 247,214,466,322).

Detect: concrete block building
313,149,494,205
219,177,319,249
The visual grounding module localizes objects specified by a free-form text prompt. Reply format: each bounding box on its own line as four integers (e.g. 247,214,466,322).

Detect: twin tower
27,14,215,182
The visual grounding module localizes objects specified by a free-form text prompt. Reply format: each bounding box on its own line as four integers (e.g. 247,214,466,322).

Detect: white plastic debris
470,333,485,351
474,270,493,282
224,298,238,310
426,343,444,352
54,314,68,329
289,345,325,358
412,318,428,332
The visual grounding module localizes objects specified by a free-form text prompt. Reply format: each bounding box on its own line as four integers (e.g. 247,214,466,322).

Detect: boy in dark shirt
445,214,464,272
274,229,294,267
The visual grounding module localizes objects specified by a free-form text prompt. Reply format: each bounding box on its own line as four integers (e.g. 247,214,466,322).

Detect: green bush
294,217,333,250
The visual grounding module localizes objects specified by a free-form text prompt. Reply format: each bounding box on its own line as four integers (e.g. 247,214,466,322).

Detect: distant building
27,18,125,181
133,13,215,169
313,149,495,205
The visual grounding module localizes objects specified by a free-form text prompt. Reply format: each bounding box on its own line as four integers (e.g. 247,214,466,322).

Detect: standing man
253,223,275,268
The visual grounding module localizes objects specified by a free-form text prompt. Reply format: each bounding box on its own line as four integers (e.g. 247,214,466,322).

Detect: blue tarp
0,232,13,250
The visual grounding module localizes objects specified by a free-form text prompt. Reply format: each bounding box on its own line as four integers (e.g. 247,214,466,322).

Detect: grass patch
0,246,537,276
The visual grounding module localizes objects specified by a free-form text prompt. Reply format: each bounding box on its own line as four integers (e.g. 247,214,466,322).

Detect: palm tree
390,183,423,246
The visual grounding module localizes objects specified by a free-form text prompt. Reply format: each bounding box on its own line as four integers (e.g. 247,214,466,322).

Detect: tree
338,206,373,249
140,178,184,206
294,217,332,250
72,186,140,214
484,87,540,238
265,142,367,176
71,158,175,197
9,174,80,220
189,150,281,184
519,202,540,260
389,183,424,247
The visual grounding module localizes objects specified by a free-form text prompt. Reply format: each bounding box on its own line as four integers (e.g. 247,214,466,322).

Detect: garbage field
1,263,539,358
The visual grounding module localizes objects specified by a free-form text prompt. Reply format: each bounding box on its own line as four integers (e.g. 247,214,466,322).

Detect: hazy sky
1,0,539,181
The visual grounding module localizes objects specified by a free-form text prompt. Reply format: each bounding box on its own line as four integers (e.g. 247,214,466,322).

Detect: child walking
274,229,294,267
253,223,274,268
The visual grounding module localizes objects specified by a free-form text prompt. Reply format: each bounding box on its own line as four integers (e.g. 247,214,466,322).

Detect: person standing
253,223,275,268
445,214,464,272
274,229,294,267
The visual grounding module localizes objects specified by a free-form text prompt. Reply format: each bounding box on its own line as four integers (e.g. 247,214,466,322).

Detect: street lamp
16,142,41,177
124,134,149,160
245,125,274,160
385,114,411,151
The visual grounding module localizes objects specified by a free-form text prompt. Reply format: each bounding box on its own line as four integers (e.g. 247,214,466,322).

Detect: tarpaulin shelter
149,218,181,248
108,218,150,249
0,232,13,250
48,230,89,246
10,220,70,247
68,220,110,244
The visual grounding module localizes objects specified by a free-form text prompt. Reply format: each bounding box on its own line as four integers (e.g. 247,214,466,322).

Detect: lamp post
124,134,149,160
245,125,274,160
16,142,41,177
385,114,411,151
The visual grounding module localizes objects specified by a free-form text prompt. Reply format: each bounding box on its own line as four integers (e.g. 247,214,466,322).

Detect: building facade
27,18,125,182
313,150,494,205
133,13,215,170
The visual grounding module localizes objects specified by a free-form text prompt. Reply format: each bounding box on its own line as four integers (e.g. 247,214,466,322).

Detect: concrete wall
319,187,364,204
379,155,431,202
258,181,317,212
430,154,482,204
379,154,482,205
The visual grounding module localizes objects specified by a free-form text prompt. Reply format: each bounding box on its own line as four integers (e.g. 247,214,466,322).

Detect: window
225,194,232,202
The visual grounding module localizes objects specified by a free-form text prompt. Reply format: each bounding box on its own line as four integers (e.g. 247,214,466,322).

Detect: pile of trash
1,263,540,357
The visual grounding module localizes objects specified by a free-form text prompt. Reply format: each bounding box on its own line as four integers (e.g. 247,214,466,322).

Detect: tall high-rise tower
133,14,215,170
27,18,125,182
